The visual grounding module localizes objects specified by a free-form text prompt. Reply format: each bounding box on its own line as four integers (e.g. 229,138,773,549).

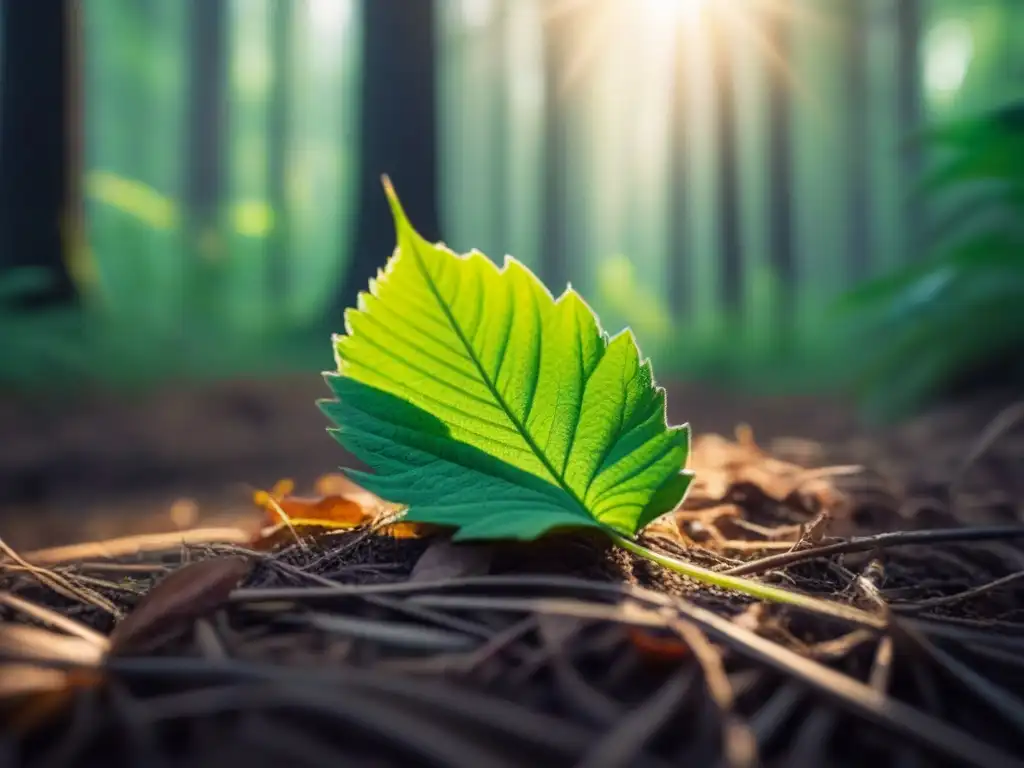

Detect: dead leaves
108,556,253,655
650,425,862,553
1,554,253,734
685,425,855,507
256,478,367,527
409,538,494,582
253,435,857,561
249,474,428,550
250,434,857,559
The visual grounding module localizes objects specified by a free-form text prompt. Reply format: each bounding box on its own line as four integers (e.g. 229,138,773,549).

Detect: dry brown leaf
686,425,859,510
264,494,368,527
253,477,370,528
108,556,252,655
249,476,373,549
250,518,436,550
409,538,493,582
652,425,861,551
249,475,432,549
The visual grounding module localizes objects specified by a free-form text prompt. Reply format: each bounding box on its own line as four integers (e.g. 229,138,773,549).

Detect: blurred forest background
0,0,1022,420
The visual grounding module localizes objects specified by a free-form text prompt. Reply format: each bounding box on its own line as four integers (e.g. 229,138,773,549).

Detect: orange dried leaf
254,476,371,527
627,627,690,663
273,496,368,526
380,522,436,539
248,475,415,549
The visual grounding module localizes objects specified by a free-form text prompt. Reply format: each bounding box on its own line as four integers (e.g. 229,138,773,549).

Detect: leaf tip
381,175,412,234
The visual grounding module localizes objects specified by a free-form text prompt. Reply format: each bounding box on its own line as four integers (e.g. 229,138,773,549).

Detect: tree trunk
896,0,924,258
340,0,440,311
0,0,76,308
845,0,871,282
185,0,228,239
491,17,510,261
667,18,689,321
711,17,742,315
765,2,796,347
267,0,292,318
539,10,570,292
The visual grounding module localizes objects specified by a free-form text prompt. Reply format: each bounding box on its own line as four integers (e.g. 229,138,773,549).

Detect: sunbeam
540,0,828,104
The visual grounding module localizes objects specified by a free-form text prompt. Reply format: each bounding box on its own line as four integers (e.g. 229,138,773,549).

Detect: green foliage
321,181,692,541
0,268,56,303
594,257,841,399
834,101,1024,420
0,314,333,395
0,266,332,394
0,270,86,389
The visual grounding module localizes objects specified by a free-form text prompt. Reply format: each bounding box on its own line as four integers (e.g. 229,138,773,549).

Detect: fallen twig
892,570,1024,615
0,537,122,618
722,526,1024,577
0,593,109,649
13,528,253,567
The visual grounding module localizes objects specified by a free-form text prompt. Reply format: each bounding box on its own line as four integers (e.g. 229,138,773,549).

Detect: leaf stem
607,531,886,630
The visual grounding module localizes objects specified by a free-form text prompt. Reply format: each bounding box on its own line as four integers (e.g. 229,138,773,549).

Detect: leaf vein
342,348,520,438
407,236,590,512
357,310,480,383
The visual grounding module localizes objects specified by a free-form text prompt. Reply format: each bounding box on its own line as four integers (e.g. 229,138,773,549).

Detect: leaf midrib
409,240,595,520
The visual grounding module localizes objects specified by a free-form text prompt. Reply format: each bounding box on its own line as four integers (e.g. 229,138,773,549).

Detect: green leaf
320,179,692,542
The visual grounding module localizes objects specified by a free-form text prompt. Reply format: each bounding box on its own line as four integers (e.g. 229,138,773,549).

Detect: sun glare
307,0,354,35
640,0,709,24
545,0,812,101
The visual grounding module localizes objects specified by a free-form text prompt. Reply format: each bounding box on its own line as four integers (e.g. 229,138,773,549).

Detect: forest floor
0,374,867,550
2,374,1024,767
